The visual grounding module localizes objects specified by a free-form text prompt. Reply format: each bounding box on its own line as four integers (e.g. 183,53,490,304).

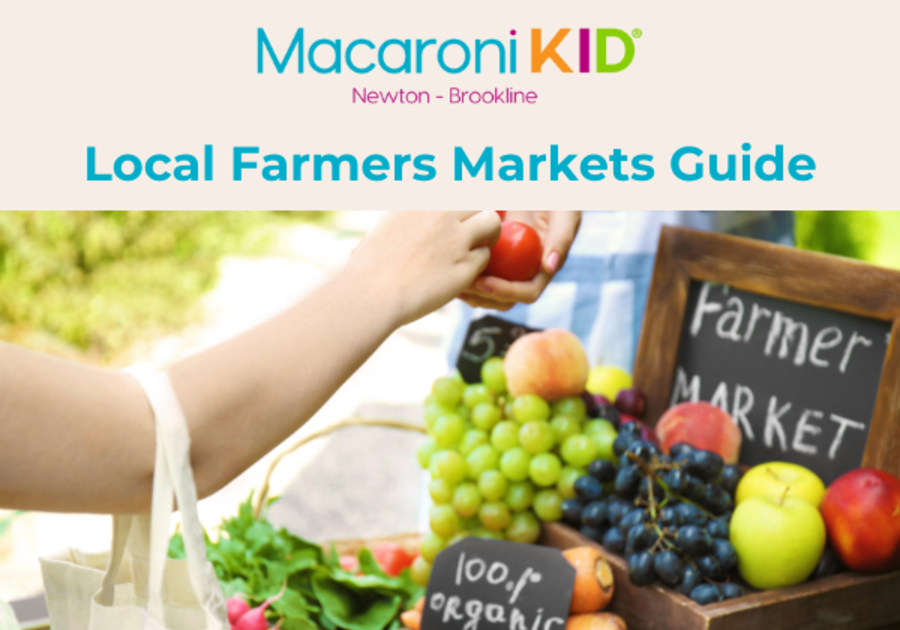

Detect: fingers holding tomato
460,211,581,309
458,292,516,311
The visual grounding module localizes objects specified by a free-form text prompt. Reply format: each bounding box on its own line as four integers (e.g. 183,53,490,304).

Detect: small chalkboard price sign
634,226,900,483
457,316,540,384
421,537,575,630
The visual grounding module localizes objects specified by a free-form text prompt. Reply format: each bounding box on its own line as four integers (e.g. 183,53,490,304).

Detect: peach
505,329,589,402
656,401,742,464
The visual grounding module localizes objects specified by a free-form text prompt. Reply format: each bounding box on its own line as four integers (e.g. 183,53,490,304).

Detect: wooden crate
541,522,900,630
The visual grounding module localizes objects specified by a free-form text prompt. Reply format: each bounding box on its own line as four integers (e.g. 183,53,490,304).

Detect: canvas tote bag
39,364,228,630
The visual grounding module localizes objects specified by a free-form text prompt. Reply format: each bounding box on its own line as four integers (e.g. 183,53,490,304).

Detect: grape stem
651,525,676,553
625,452,653,476
626,452,663,521
626,450,719,523
656,477,717,520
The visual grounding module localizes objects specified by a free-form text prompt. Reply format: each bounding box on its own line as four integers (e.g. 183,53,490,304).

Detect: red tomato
372,542,414,577
483,221,542,282
496,211,506,220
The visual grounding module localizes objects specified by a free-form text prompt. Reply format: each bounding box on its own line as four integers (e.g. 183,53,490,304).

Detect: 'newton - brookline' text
352,87,538,104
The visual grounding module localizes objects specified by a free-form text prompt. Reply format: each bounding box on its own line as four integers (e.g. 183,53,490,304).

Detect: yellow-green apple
736,462,826,507
656,402,742,464
585,365,632,401
504,329,589,402
730,490,826,589
819,468,900,573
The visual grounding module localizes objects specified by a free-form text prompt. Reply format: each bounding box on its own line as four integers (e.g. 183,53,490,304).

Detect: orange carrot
413,596,425,614
565,612,628,630
400,609,422,630
563,547,615,614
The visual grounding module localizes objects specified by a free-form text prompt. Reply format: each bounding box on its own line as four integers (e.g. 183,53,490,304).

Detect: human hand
346,211,502,326
459,211,582,311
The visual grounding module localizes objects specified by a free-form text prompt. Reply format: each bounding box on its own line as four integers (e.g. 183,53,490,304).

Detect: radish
227,596,250,625
339,554,359,573
233,580,287,630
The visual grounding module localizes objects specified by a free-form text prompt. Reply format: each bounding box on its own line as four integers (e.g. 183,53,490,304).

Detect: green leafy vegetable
312,571,402,630
169,493,423,630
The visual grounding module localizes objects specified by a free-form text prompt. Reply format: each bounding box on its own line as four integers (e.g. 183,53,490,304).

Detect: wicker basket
254,416,427,557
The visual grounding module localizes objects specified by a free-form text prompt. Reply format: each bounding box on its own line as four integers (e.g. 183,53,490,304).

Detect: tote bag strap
93,378,174,613
123,364,228,629
95,514,134,606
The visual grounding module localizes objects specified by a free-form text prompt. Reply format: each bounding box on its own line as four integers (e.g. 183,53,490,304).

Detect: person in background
452,211,794,371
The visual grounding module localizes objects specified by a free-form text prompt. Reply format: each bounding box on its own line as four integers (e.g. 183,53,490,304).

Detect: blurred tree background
0,211,328,361
0,211,896,362
794,211,900,269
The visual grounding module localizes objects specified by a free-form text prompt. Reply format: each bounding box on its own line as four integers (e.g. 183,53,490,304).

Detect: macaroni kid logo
257,27,638,75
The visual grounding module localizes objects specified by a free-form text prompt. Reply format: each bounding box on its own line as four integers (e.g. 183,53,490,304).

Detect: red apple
820,468,900,573
656,401,742,464
504,329,589,402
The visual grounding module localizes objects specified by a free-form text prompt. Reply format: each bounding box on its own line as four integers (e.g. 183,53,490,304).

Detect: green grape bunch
412,357,620,586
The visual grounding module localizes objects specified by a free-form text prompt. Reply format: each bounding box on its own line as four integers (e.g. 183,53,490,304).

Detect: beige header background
1,0,898,209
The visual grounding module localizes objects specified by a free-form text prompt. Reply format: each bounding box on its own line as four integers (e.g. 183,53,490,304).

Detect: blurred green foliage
795,211,875,260
0,211,327,360
795,211,900,268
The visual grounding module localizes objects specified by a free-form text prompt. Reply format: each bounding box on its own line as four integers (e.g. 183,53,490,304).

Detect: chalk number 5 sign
457,316,540,384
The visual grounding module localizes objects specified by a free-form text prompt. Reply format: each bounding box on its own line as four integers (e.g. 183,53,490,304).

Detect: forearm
169,265,401,500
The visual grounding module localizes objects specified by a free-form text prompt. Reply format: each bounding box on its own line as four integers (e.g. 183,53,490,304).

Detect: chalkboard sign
457,316,540,384
634,226,900,483
671,281,890,484
421,537,575,630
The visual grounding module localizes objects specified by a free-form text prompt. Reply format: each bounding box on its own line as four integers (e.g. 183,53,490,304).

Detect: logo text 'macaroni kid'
257,28,636,74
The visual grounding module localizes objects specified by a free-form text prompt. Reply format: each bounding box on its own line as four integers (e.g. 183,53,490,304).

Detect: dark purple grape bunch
562,436,748,605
